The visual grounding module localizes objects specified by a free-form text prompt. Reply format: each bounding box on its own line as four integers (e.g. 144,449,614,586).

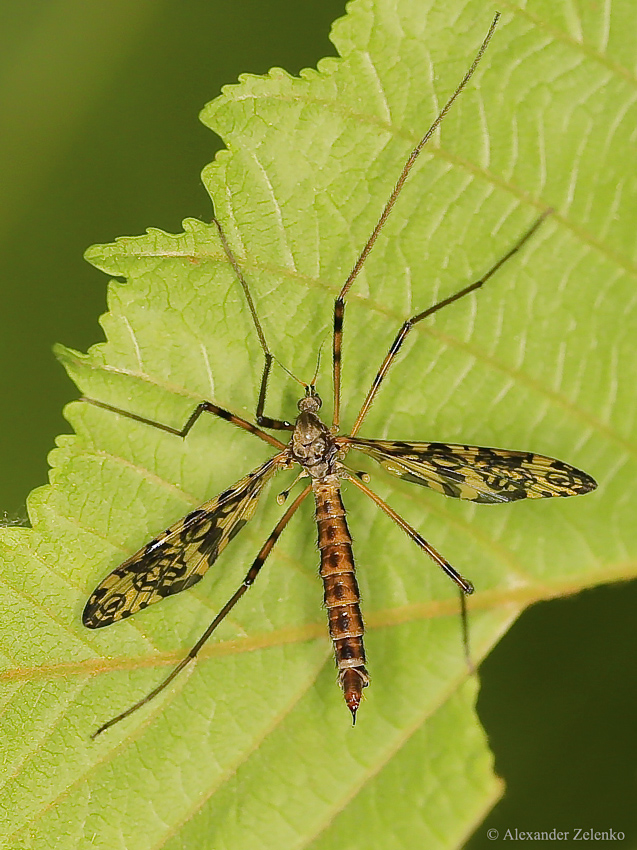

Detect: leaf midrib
6,551,637,690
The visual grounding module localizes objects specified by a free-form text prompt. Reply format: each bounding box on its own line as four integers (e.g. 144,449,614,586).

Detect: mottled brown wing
83,455,285,628
347,439,597,504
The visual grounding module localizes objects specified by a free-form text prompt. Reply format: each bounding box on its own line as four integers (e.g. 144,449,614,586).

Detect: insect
82,14,597,737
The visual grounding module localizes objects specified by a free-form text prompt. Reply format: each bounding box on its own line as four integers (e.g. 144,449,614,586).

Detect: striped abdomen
313,475,369,720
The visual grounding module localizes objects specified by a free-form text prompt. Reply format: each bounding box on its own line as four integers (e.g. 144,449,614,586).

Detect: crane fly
82,14,597,737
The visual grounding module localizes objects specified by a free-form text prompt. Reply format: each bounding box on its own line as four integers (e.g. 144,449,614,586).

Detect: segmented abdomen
313,475,369,719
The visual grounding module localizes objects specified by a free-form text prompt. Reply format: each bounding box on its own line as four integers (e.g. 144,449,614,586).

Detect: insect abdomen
313,475,369,720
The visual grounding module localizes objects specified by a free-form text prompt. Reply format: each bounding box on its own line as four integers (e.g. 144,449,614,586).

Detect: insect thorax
289,391,339,479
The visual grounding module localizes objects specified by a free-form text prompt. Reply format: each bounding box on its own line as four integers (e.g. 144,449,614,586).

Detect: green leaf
2,0,635,847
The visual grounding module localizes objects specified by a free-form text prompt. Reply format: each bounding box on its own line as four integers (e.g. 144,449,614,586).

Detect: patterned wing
347,439,597,504
83,455,285,628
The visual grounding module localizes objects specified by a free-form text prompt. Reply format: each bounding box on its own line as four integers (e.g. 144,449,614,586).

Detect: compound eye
297,393,322,413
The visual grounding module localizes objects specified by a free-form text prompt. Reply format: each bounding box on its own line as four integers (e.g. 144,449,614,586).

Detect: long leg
331,14,500,429
213,218,293,431
81,396,287,451
91,483,311,738
346,473,473,594
459,589,474,672
348,474,475,671
349,210,552,437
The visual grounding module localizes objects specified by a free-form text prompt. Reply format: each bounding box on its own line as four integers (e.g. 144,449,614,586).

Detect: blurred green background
0,1,635,845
